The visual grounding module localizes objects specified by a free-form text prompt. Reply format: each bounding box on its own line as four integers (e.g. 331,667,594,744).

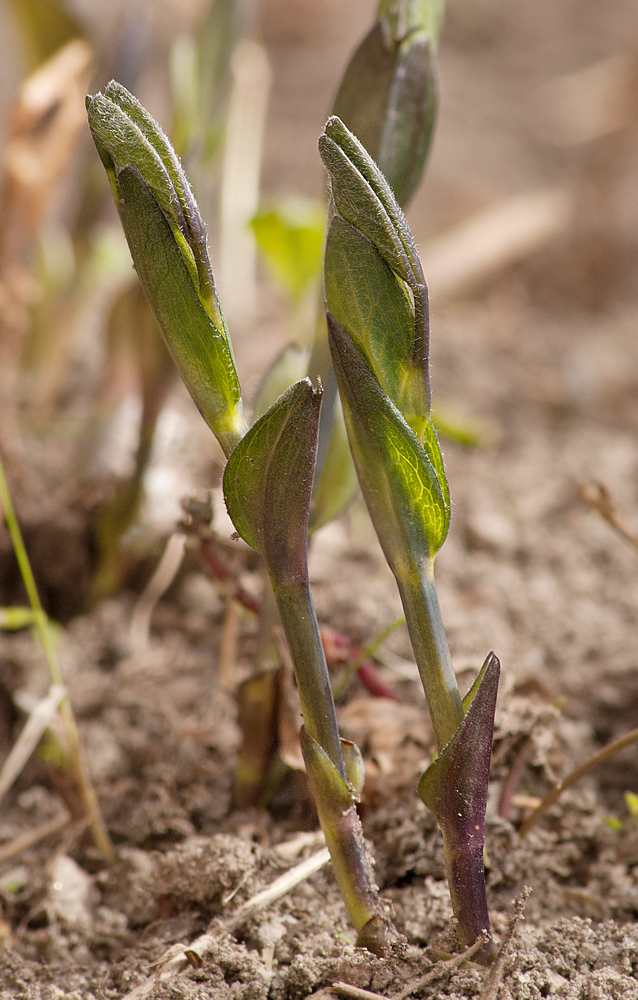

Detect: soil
1,1,638,998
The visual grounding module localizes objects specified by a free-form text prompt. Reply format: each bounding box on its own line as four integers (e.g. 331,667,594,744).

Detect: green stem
397,562,462,750
272,579,345,782
0,455,114,860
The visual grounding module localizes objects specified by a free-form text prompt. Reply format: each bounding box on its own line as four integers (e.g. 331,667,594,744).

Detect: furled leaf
87,84,245,456
328,315,449,567
324,215,428,437
320,117,423,289
88,82,219,317
332,0,440,207
114,165,244,455
223,379,321,585
320,117,431,429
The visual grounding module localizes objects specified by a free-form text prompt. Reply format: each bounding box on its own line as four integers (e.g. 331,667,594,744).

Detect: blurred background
0,0,637,681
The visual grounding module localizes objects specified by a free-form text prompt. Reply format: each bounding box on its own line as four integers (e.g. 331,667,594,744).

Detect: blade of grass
0,454,114,860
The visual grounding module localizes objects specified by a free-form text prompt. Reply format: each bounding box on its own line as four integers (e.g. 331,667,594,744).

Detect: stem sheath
272,580,345,781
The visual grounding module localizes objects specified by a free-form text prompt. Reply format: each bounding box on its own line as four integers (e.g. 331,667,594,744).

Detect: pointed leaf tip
418,652,500,958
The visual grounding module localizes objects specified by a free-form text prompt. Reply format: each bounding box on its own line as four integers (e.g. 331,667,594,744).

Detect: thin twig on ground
393,936,487,999
331,936,488,1000
580,481,638,550
121,845,331,1000
478,888,531,1000
331,983,390,1000
519,727,638,836
0,811,70,864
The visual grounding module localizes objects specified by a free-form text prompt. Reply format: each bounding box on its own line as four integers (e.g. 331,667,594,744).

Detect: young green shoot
87,81,247,458
322,116,499,963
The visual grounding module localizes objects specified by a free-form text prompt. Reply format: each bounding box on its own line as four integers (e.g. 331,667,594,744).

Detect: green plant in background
322,115,499,963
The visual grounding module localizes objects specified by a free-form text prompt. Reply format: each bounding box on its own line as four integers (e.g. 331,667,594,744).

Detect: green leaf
251,198,326,305
88,83,220,319
328,315,449,568
115,165,244,456
223,379,322,585
324,215,428,438
87,83,245,456
225,380,346,777
319,117,431,425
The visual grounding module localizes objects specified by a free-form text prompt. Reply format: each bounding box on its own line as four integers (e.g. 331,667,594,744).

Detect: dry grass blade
225,846,330,929
0,810,70,865
519,728,638,837
129,531,187,650
0,684,65,805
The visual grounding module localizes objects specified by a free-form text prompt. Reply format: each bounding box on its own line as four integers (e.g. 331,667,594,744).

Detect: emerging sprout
87,82,246,457
323,116,499,963
88,84,393,955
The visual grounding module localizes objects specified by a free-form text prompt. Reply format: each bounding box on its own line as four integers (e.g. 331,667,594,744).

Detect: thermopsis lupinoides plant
87,0,499,963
